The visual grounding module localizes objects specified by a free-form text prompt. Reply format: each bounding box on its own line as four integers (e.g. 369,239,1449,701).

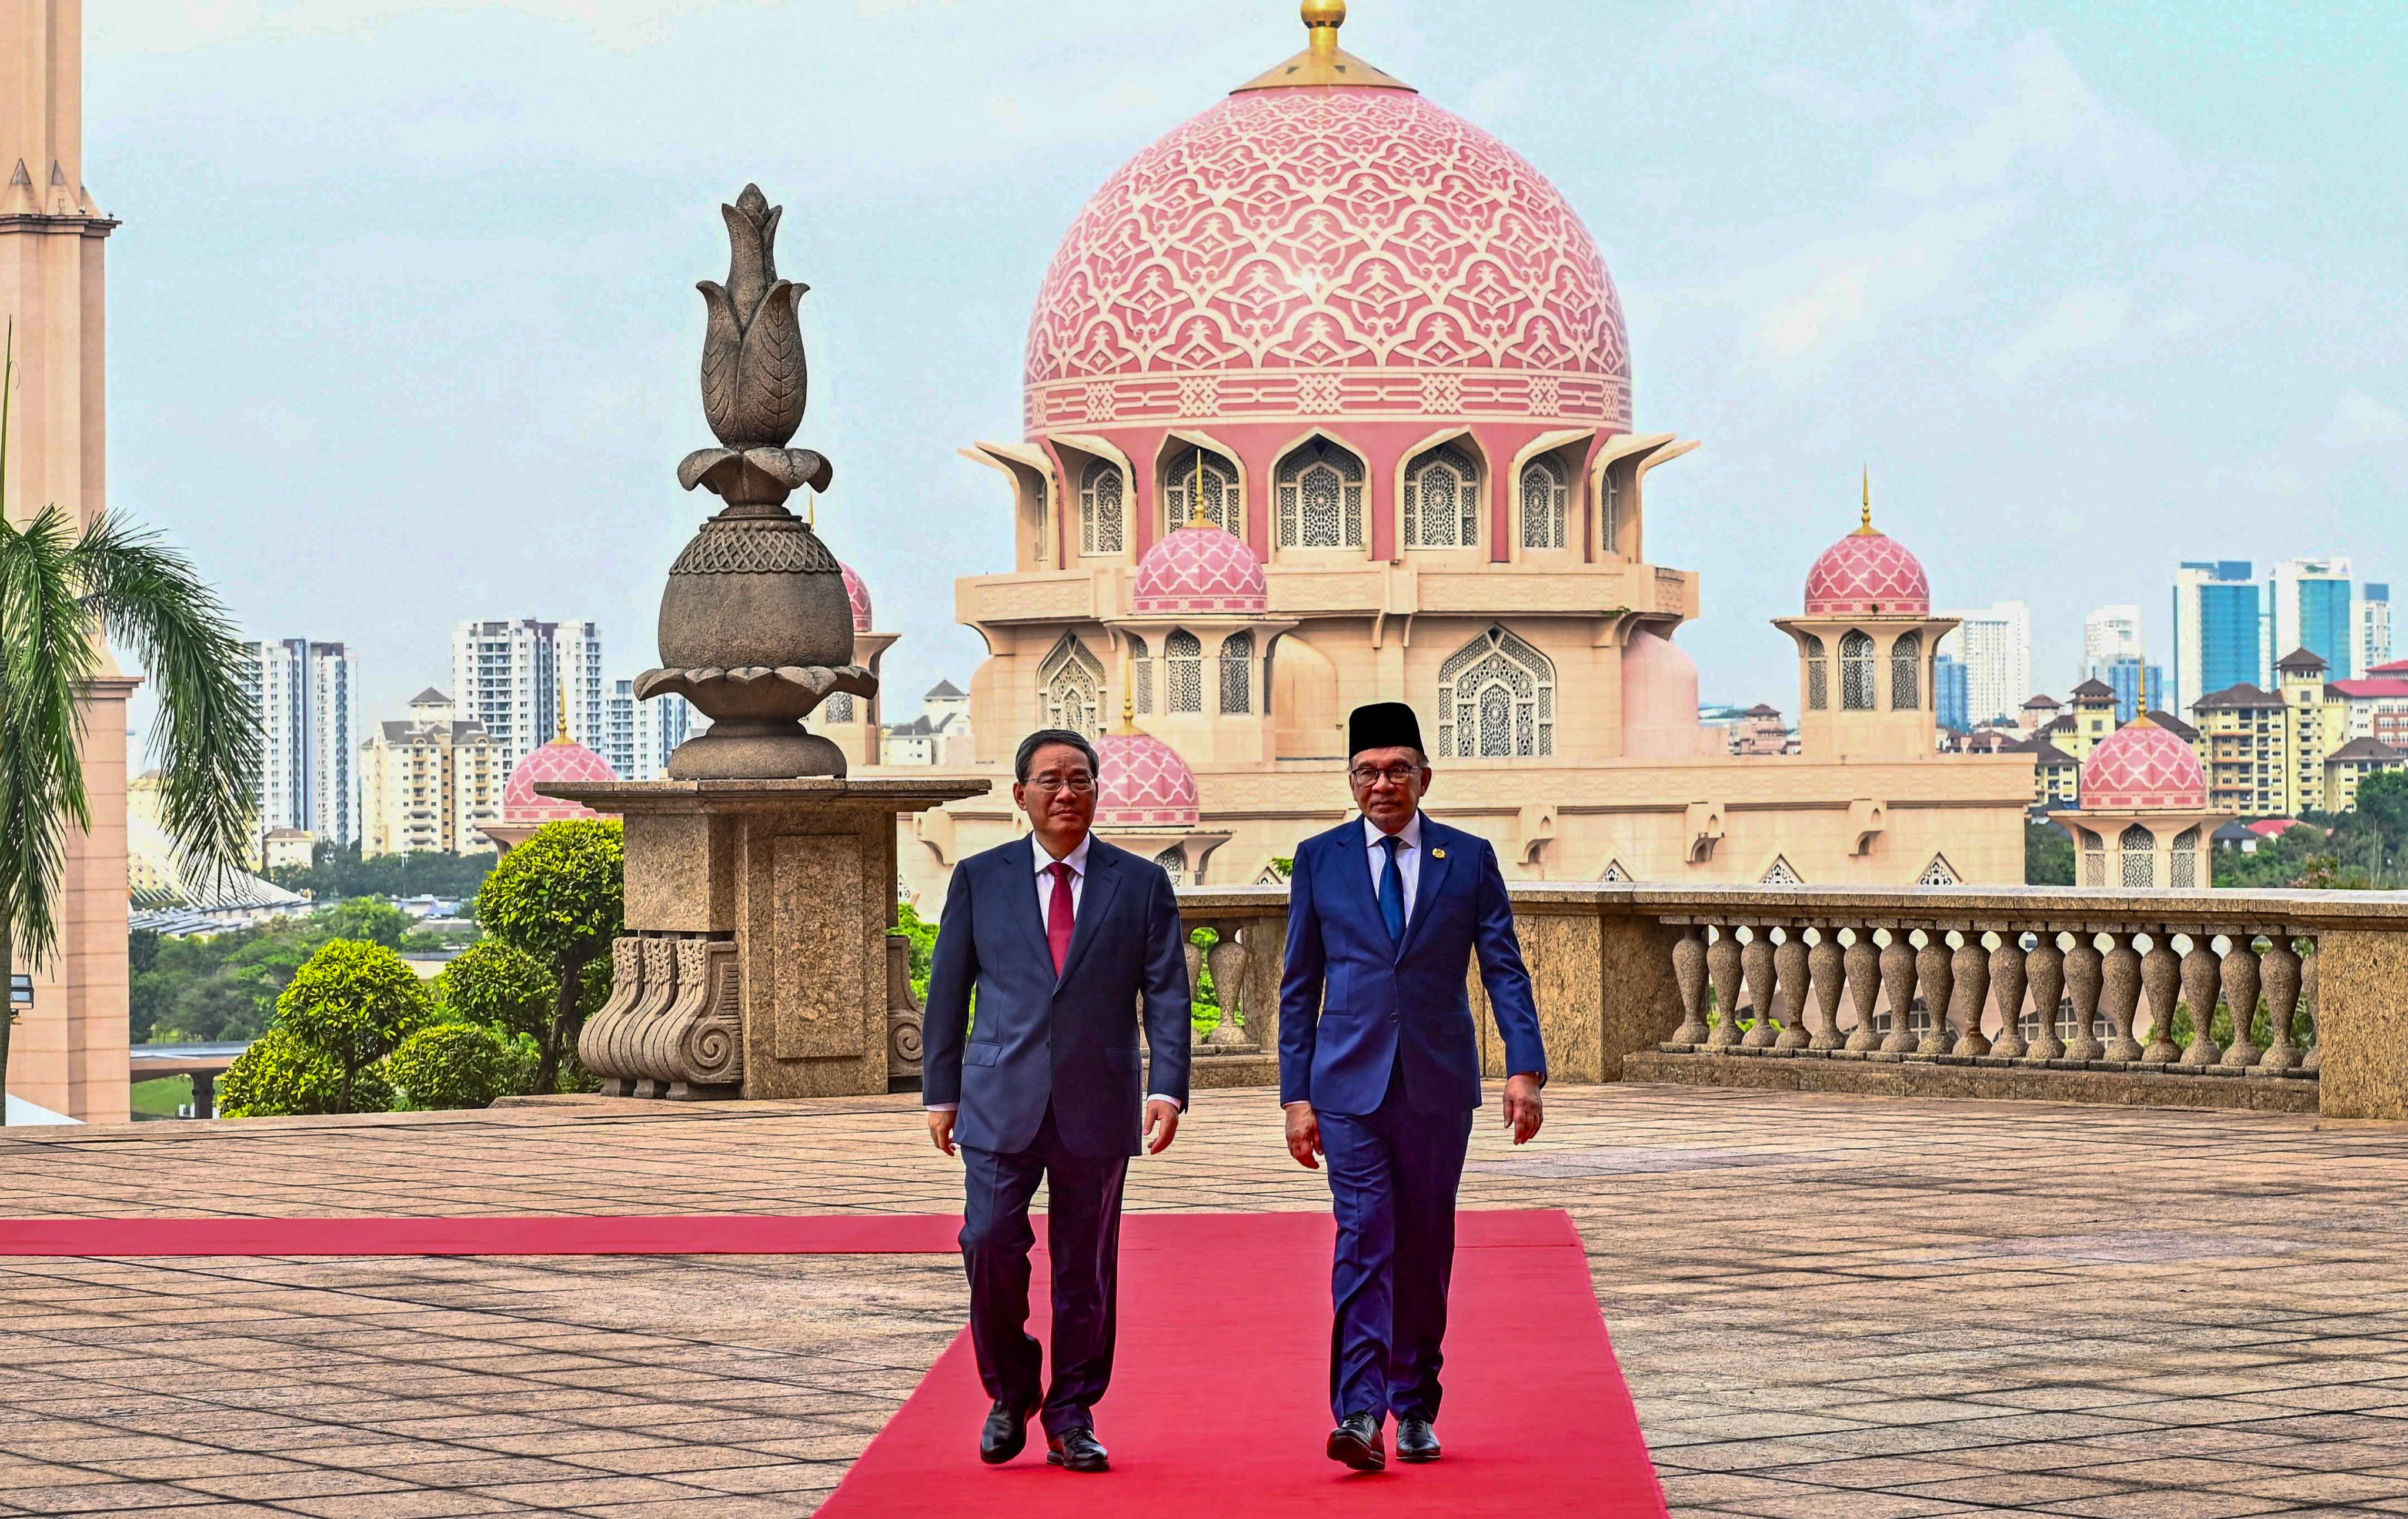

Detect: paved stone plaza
2,1085,2406,1517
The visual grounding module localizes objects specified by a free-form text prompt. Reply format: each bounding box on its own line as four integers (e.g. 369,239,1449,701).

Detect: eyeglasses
1350,765,1422,787
1027,774,1096,794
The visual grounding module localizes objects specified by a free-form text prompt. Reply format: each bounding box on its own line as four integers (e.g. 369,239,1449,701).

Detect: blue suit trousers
1319,1060,1475,1423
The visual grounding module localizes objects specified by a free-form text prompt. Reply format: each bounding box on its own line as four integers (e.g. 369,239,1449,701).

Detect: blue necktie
1378,834,1408,945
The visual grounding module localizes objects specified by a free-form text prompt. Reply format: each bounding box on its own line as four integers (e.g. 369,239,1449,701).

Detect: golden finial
1121,683,1139,734
1186,446,1214,529
554,684,570,744
1854,466,1876,535
1303,0,1345,56
1235,0,1410,93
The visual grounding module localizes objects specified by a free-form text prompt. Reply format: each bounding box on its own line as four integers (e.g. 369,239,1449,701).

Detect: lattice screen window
1918,855,1958,886
2120,824,2156,887
1165,630,1203,714
2172,826,2199,887
1804,634,1828,710
1219,631,1253,714
1890,631,1921,710
1274,439,1365,548
1404,443,1481,548
1164,447,1241,536
1154,847,1185,885
1079,458,1125,556
1127,635,1151,715
1520,454,1568,550
1840,630,1876,710
1437,625,1555,758
1600,469,1621,557
823,693,856,722
1037,633,1105,735
1761,856,1802,885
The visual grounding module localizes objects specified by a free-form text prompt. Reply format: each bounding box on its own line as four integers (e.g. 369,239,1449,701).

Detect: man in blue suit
923,728,1192,1475
1280,702,1547,1471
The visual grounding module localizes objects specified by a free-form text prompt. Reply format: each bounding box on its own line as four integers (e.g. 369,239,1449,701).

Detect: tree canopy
475,819,624,1092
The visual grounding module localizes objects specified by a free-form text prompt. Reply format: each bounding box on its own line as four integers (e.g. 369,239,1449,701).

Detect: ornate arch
1404,442,1482,549
1165,630,1204,714
1804,633,1828,711
1890,630,1922,711
1078,456,1125,556
1037,632,1105,735
1519,453,1569,551
1153,846,1186,885
1163,444,1241,537
1437,625,1555,758
1219,630,1254,714
2172,825,2200,888
1127,634,1153,714
1840,630,1876,711
2119,823,2156,887
1273,436,1366,549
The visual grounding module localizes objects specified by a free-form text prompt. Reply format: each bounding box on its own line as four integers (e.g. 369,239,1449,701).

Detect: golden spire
1234,0,1413,93
1121,682,1139,734
553,685,570,744
1186,446,1214,529
1854,466,1876,535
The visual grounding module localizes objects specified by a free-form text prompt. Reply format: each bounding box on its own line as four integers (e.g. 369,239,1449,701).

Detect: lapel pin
1431,848,1447,859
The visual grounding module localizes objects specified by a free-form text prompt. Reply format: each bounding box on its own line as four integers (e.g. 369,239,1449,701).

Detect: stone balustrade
1170,882,2408,1120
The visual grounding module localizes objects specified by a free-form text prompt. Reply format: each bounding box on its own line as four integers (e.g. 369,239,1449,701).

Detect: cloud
1741,202,2018,372
2323,392,2408,449
1880,31,2104,197
1988,286,2132,380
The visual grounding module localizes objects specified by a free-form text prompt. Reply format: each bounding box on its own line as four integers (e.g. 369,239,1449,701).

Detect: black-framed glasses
1027,774,1096,794
1350,765,1421,787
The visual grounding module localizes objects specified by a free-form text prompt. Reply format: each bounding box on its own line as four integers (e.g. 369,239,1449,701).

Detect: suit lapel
1008,835,1054,973
1058,843,1124,985
1398,817,1453,958
1332,821,1386,949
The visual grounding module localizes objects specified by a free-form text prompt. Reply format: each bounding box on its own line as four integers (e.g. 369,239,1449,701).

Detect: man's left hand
1144,1098,1181,1155
1504,1073,1544,1145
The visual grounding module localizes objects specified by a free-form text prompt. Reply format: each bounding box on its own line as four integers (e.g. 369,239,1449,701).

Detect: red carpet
0,1213,963,1256
820,1209,1667,1517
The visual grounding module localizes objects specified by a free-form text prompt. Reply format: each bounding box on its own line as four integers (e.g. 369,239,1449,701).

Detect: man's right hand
1284,1102,1322,1169
927,1109,957,1157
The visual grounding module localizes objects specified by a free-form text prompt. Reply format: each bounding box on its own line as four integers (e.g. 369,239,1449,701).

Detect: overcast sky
84,0,2408,743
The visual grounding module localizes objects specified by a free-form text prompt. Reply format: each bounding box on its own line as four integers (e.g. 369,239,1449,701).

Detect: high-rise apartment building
2172,561,2261,713
358,690,506,856
1933,654,1969,733
1933,601,2032,727
2358,583,2392,674
239,638,356,852
2102,658,2166,725
2269,557,2354,680
2082,604,2142,670
449,619,607,771
603,680,696,781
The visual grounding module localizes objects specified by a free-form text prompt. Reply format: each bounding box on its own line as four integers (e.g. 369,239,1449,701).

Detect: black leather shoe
1046,1424,1110,1473
1327,1411,1385,1472
980,1398,1037,1464
1395,1415,1440,1463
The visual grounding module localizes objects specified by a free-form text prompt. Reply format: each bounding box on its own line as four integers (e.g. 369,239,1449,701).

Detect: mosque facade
870,2,2032,907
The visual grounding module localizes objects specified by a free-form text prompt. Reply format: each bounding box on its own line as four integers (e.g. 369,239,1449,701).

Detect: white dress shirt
926,831,1180,1115
1364,811,1424,922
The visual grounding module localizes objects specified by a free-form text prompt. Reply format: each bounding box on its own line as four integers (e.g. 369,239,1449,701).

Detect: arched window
2080,827,2105,886
1840,630,1875,710
1804,634,1828,711
2172,825,2200,887
1154,847,1185,885
1164,446,1240,536
1127,635,1152,715
1519,454,1569,550
2120,823,2155,887
1274,438,1365,548
1889,631,1921,710
1437,625,1555,758
1079,458,1125,556
1220,631,1253,714
1404,443,1481,549
1037,633,1104,735
1600,468,1621,558
1165,630,1203,714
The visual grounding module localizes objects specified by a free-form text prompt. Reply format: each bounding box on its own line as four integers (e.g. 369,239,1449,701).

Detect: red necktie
1047,861,1076,976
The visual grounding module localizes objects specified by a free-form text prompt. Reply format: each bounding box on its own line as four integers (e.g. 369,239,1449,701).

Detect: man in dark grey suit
921,728,1192,1474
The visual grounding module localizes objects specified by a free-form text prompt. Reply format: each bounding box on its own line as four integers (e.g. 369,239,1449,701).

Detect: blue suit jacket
1278,815,1547,1116
921,834,1193,1158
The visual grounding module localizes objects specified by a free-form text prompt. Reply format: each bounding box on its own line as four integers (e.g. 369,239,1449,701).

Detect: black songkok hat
1348,702,1424,760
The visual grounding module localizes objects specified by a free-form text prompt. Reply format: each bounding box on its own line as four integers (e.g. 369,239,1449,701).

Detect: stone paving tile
5,1085,2408,1517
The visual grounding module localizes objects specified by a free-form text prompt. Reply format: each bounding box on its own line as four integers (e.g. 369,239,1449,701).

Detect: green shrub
435,940,553,1045
475,819,624,1092
270,940,435,1112
387,1023,516,1110
219,1028,395,1117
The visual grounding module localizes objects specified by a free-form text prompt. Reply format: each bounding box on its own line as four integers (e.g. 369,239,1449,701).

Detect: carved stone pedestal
540,777,986,1099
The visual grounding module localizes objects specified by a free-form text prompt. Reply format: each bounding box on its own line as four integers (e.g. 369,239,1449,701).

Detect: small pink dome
1804,526,1931,616
2080,722,2209,811
503,736,618,822
841,561,873,633
1095,729,1200,828
1132,524,1268,615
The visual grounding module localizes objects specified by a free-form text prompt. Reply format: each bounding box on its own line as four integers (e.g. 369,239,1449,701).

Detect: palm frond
0,504,98,966
72,513,261,891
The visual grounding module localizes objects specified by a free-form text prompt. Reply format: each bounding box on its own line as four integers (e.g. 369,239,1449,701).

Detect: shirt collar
1036,831,1093,876
1362,812,1422,852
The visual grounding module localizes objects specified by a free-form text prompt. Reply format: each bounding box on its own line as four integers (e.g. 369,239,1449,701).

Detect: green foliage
137,900,447,1046
386,1022,516,1110
474,819,625,1092
1266,856,1294,881
315,896,416,949
2355,771,2408,858
272,941,435,1110
267,842,497,905
435,941,553,1043
2024,821,2075,886
219,1026,395,1117
897,899,938,1004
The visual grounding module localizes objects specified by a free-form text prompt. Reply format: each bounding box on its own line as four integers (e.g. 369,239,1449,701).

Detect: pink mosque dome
1095,728,1201,828
2080,721,2210,811
841,561,873,633
503,731,617,824
1803,512,1932,617
1021,17,1630,436
1132,523,1269,615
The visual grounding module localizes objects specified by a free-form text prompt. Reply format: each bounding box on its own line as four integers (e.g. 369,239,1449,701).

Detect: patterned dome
1024,81,1629,435
841,561,873,632
503,735,617,823
1133,524,1268,615
1804,524,1931,616
2081,722,2209,811
1096,729,1200,828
